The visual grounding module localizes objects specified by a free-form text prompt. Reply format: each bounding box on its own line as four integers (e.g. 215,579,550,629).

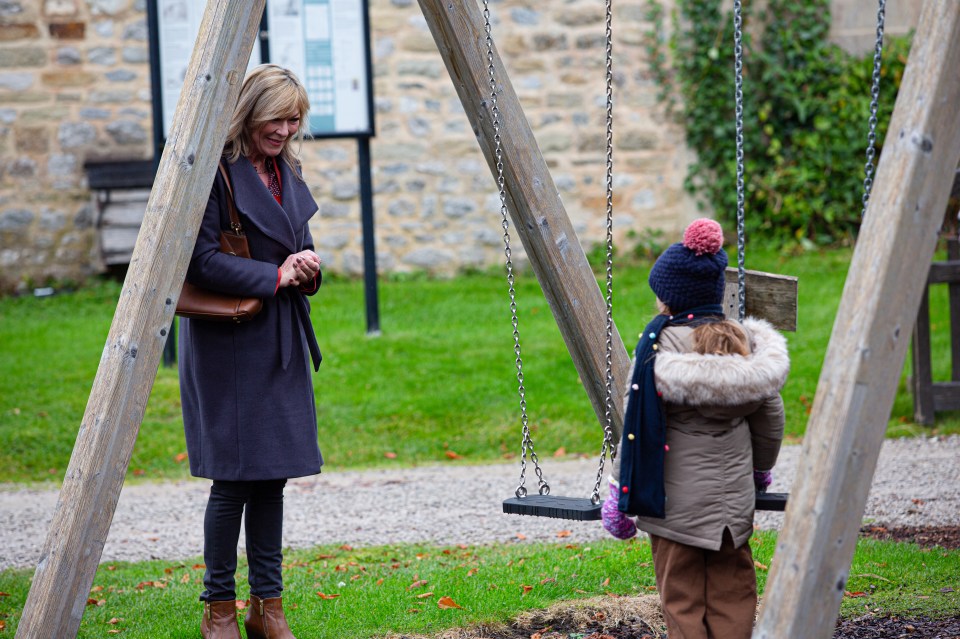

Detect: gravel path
1,436,957,571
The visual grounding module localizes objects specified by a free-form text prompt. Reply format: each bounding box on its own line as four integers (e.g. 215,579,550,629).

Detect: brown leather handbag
175,162,263,323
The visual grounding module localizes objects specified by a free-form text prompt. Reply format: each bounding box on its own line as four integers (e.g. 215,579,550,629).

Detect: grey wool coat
178,156,323,482
614,317,789,551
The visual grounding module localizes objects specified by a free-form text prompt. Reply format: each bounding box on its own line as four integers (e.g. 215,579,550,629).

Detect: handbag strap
217,161,242,234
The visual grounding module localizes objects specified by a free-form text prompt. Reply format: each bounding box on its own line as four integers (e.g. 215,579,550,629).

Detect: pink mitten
601,481,637,539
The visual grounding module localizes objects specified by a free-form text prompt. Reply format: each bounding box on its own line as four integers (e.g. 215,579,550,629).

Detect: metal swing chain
591,0,616,506
860,0,886,218
733,0,746,321
482,0,548,499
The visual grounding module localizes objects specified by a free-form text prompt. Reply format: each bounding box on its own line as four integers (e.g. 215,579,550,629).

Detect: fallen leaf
375,578,384,586
415,591,434,599
521,584,534,594
844,591,868,598
90,586,104,593
445,450,462,460
406,608,420,614
437,595,462,609
601,578,610,587
515,533,527,540
316,592,340,599
107,618,121,625
235,600,247,610
556,530,572,538
553,447,566,457
408,579,428,590
0,591,9,597
192,564,205,570
107,631,121,635
86,598,105,606
540,577,556,585
0,621,5,631
339,545,353,551
174,452,188,463
180,573,191,584
754,560,768,571
467,568,478,577
384,451,397,459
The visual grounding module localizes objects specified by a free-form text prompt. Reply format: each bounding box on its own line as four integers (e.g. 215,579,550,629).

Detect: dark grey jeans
201,479,287,602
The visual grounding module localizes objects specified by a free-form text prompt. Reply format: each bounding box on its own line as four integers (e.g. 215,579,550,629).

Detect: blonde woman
179,64,321,639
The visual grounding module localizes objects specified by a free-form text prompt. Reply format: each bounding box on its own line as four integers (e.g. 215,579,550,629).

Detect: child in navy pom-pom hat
601,218,789,639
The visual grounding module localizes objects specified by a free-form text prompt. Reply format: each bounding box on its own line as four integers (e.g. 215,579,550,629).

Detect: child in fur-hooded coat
602,218,789,639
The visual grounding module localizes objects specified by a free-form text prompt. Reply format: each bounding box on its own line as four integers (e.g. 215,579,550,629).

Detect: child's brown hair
692,320,750,356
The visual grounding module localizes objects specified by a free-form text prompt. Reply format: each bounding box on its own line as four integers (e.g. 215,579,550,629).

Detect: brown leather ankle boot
200,600,241,639
244,594,296,639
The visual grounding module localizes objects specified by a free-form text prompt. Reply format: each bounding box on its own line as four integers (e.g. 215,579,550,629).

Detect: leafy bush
646,0,911,248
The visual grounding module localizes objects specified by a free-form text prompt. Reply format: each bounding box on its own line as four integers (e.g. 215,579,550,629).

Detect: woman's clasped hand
280,250,321,288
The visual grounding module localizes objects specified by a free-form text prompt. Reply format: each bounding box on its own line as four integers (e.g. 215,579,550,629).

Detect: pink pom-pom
683,218,724,256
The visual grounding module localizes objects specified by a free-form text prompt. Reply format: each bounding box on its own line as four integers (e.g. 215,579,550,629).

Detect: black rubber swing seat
755,491,788,512
502,495,602,520
503,491,788,520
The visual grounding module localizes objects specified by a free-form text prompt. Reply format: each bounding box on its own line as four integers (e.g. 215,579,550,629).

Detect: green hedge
645,0,911,248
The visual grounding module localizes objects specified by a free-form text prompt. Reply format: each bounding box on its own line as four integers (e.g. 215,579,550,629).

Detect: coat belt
279,292,322,372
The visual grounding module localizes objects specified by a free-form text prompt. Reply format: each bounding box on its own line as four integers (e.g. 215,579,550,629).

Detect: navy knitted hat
648,218,728,313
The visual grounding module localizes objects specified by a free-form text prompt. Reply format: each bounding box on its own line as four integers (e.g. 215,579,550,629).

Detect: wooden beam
14,2,264,637
754,4,960,638
417,0,632,440
723,268,798,331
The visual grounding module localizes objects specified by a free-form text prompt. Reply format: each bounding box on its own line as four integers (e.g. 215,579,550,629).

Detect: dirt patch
834,614,960,639
859,524,960,550
382,595,666,639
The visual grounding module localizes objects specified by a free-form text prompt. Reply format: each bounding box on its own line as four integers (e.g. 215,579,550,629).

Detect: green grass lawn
0,532,957,637
0,248,957,484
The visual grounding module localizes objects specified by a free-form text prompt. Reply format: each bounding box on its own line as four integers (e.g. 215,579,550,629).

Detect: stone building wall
1,0,152,292
0,0,921,292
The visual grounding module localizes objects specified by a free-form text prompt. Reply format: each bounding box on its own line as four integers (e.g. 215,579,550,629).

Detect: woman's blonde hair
223,64,310,176
692,320,750,357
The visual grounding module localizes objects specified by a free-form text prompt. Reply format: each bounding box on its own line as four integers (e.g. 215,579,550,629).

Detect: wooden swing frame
16,2,960,638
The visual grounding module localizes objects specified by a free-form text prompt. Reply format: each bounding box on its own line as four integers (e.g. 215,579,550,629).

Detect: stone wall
0,0,921,292
327,0,698,276
1,0,152,292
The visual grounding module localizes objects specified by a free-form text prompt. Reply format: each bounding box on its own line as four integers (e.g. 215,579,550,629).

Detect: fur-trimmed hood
653,317,789,407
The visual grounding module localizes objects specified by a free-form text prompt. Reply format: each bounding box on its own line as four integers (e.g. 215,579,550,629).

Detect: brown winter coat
617,317,788,551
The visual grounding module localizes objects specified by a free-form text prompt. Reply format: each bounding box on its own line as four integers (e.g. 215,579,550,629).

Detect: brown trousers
649,529,757,639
